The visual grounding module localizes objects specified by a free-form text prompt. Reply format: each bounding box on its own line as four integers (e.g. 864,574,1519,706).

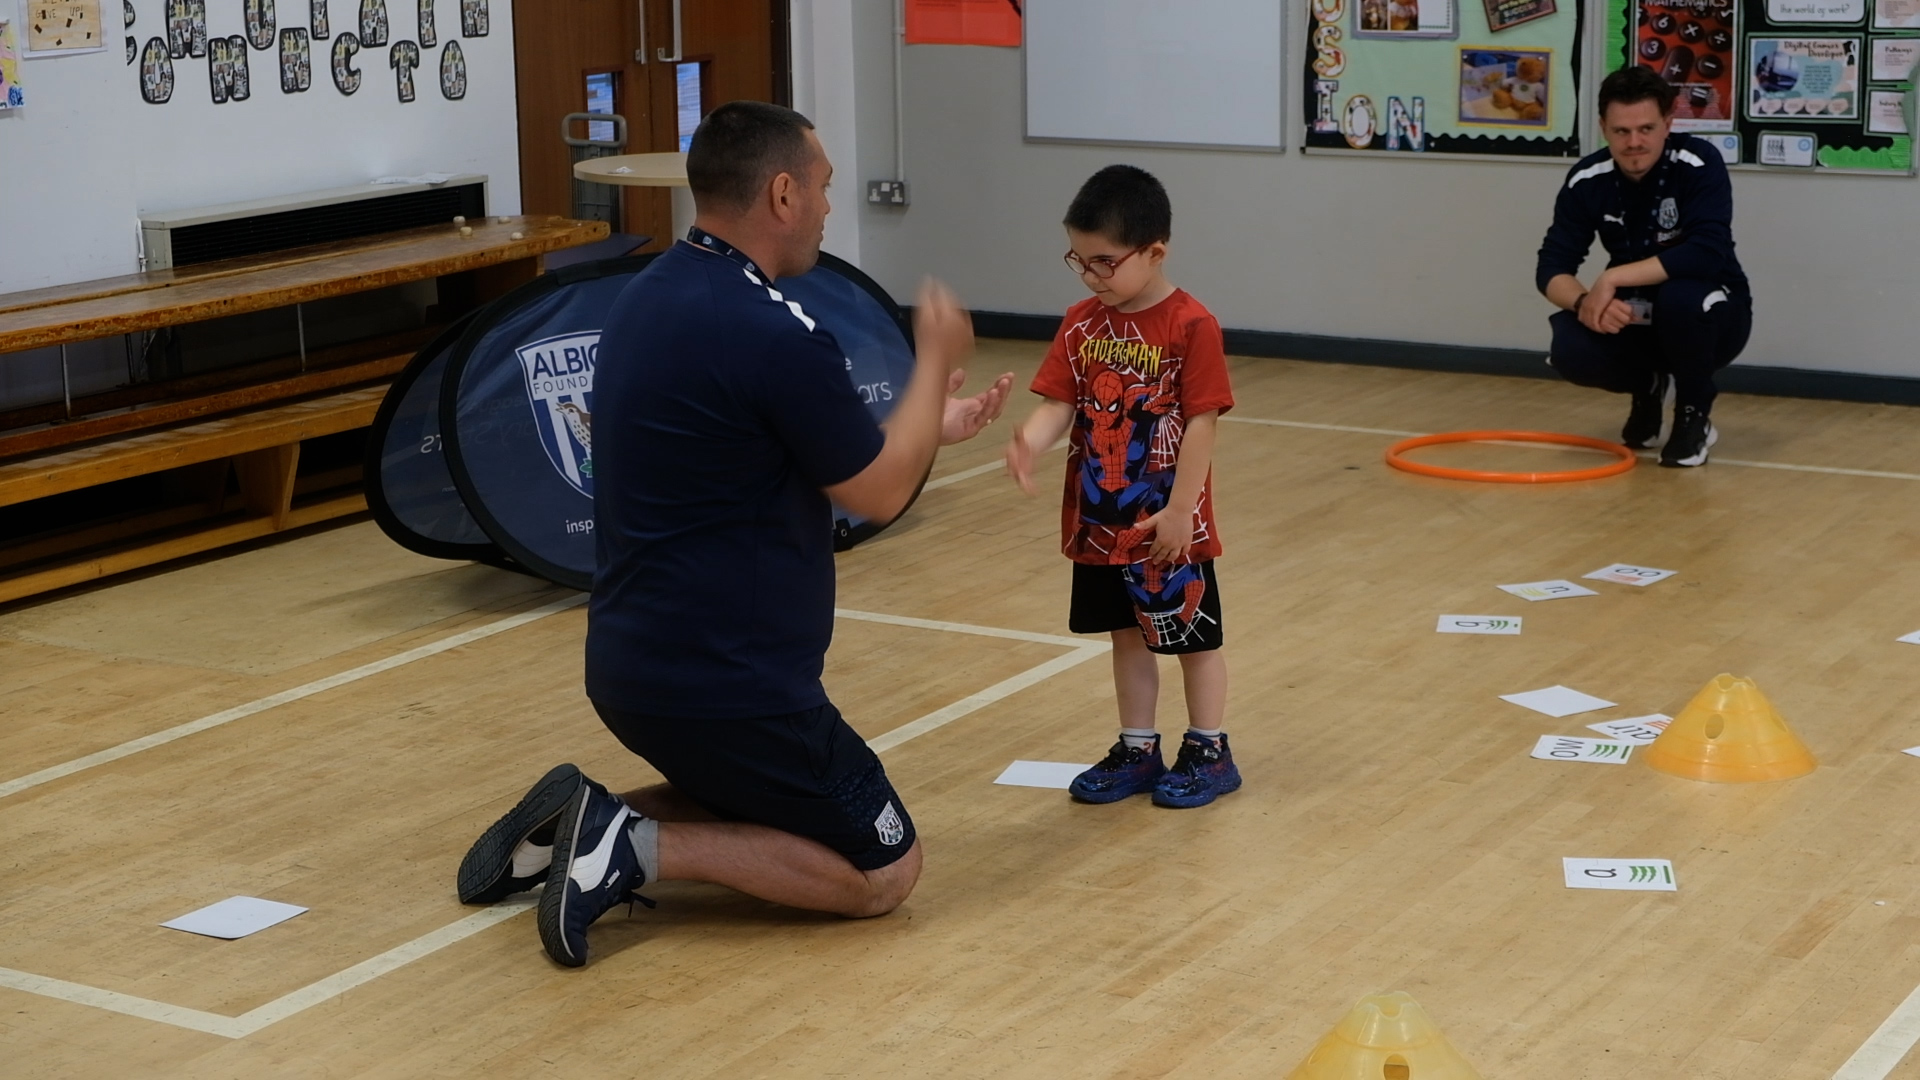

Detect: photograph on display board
1748,36,1861,121
1357,0,1458,36
1634,0,1739,132
0,20,21,108
1872,0,1920,27
1483,0,1557,31
1458,47,1552,125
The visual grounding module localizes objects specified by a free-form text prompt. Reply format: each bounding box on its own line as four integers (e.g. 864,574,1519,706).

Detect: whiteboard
1024,0,1285,151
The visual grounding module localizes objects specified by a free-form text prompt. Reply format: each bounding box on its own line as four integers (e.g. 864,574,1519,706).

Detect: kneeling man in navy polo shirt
456,101,1012,967
1536,66,1753,468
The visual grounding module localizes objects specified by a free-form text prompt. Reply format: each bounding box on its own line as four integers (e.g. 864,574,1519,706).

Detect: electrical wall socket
866,180,910,207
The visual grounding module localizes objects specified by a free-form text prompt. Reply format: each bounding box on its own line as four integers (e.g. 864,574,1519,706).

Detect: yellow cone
1285,992,1484,1080
1643,673,1817,783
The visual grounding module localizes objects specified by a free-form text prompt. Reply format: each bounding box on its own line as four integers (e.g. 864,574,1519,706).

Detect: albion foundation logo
515,332,598,497
873,801,906,846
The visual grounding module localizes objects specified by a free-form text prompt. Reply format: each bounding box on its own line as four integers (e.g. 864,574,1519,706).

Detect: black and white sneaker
1622,372,1674,449
457,763,584,904
1660,405,1717,468
538,774,649,968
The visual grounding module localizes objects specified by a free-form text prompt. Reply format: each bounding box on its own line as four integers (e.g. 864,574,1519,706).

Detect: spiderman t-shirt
1031,289,1235,566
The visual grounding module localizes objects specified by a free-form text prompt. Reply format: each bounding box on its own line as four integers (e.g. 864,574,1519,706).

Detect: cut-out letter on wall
417,0,434,47
167,0,207,58
389,38,418,101
245,0,275,50
439,38,464,99
209,34,250,102
330,30,360,93
311,0,329,38
140,35,174,101
459,0,485,37
279,27,310,91
126,34,137,62
124,0,134,27
358,0,386,45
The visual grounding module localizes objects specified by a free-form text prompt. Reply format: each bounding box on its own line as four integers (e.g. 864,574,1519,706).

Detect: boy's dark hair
1064,165,1171,248
687,101,818,212
1598,66,1678,116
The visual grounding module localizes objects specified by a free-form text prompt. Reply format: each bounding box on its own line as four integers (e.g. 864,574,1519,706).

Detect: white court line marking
1835,982,1920,1079
922,439,1067,492
1221,415,1920,482
0,610,1101,1039
0,594,588,802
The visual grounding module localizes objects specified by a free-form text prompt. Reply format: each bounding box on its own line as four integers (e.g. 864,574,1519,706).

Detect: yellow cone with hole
1285,992,1484,1080
1643,673,1817,783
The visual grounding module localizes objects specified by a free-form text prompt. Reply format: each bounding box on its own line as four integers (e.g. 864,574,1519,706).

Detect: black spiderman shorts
1068,559,1224,655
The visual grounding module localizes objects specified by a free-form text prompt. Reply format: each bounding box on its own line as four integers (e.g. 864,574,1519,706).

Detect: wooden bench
0,216,610,604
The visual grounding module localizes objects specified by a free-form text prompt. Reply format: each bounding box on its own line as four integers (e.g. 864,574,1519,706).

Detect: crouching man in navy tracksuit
1535,66,1752,468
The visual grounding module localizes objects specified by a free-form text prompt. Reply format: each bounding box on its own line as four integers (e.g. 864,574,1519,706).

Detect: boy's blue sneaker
538,775,649,968
1069,735,1165,803
1152,733,1241,808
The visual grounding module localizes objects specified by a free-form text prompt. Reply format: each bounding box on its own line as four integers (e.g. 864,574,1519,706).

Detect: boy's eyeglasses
1063,247,1146,280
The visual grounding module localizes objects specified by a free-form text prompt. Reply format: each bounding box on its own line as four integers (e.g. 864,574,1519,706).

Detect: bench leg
233,443,300,529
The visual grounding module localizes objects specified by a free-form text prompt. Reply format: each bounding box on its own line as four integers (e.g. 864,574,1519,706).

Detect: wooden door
512,0,788,251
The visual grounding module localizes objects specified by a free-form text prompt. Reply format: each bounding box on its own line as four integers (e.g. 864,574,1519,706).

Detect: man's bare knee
846,839,923,918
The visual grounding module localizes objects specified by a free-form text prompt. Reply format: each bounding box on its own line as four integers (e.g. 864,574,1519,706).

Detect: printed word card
1563,858,1678,891
1437,615,1522,635
993,761,1090,789
1898,630,1920,645
1497,580,1598,602
1501,685,1617,718
1588,714,1672,743
1583,564,1678,587
1532,735,1635,764
162,896,308,939
1903,747,1920,758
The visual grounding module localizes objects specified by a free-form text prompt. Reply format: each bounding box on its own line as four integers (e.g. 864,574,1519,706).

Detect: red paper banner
905,0,1023,47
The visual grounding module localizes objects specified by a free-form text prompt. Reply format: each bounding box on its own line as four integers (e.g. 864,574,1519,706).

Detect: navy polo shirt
585,234,885,719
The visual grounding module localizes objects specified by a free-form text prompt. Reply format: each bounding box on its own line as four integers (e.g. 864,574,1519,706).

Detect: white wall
789,0,863,264
819,6,1920,379
0,0,520,296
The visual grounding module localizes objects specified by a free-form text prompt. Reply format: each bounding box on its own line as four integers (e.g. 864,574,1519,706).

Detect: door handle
655,0,682,62
634,0,646,63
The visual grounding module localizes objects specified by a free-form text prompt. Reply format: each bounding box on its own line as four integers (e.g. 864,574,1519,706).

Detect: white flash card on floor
162,896,308,940
1583,564,1678,587
1497,580,1598,602
1903,747,1920,758
1437,615,1522,635
1531,735,1635,764
994,761,1090,789
1898,630,1920,645
1563,858,1677,891
1587,714,1672,743
1501,685,1617,717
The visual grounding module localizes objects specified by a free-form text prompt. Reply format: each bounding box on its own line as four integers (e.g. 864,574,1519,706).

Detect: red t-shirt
1030,289,1235,565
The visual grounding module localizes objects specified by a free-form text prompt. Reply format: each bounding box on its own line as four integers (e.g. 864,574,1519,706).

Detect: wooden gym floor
7,339,1920,1078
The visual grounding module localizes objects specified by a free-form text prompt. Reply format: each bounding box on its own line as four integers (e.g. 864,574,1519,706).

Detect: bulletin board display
1303,0,1584,156
1607,0,1916,171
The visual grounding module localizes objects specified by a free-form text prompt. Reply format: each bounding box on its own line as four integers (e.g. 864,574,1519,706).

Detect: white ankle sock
510,840,552,879
1186,726,1223,741
626,815,660,884
1119,728,1158,750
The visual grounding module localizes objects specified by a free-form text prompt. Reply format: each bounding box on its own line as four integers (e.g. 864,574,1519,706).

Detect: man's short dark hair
1599,66,1678,116
1063,165,1171,248
686,101,818,212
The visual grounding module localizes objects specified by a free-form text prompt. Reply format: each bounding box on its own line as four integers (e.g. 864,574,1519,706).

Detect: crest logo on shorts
1657,197,1679,231
515,332,599,497
873,801,906,846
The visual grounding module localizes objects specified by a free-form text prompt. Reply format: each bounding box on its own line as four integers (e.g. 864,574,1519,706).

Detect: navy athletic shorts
590,700,916,871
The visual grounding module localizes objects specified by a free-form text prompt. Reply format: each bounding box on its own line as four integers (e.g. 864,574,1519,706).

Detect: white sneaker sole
1666,422,1718,467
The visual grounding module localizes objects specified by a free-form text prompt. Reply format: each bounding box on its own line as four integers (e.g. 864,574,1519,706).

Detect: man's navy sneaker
1152,733,1241,808
1069,735,1165,803
538,775,647,968
457,763,583,904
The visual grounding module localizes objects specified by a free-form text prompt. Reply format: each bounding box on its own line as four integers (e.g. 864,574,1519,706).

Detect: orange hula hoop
1384,430,1638,484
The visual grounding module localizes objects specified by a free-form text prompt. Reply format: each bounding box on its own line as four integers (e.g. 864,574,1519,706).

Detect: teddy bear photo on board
1458,49,1552,127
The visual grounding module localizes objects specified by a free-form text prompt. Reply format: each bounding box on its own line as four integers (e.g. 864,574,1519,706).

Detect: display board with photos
1302,0,1584,156
1609,0,1916,171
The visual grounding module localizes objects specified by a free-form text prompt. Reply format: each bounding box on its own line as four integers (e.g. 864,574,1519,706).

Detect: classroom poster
0,20,20,108
905,0,1021,46
19,0,105,56
1304,0,1582,156
1613,0,1914,170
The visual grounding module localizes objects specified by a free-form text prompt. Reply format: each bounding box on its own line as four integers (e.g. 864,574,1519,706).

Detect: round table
573,152,694,242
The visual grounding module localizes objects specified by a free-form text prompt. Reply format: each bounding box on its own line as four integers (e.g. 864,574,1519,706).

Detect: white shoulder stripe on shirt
1566,158,1615,188
742,267,818,332
1670,148,1706,167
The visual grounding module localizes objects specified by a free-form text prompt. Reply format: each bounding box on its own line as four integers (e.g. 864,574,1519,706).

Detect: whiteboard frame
1022,3,1288,154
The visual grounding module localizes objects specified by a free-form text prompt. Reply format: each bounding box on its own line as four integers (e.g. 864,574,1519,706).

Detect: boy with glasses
1004,165,1239,808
